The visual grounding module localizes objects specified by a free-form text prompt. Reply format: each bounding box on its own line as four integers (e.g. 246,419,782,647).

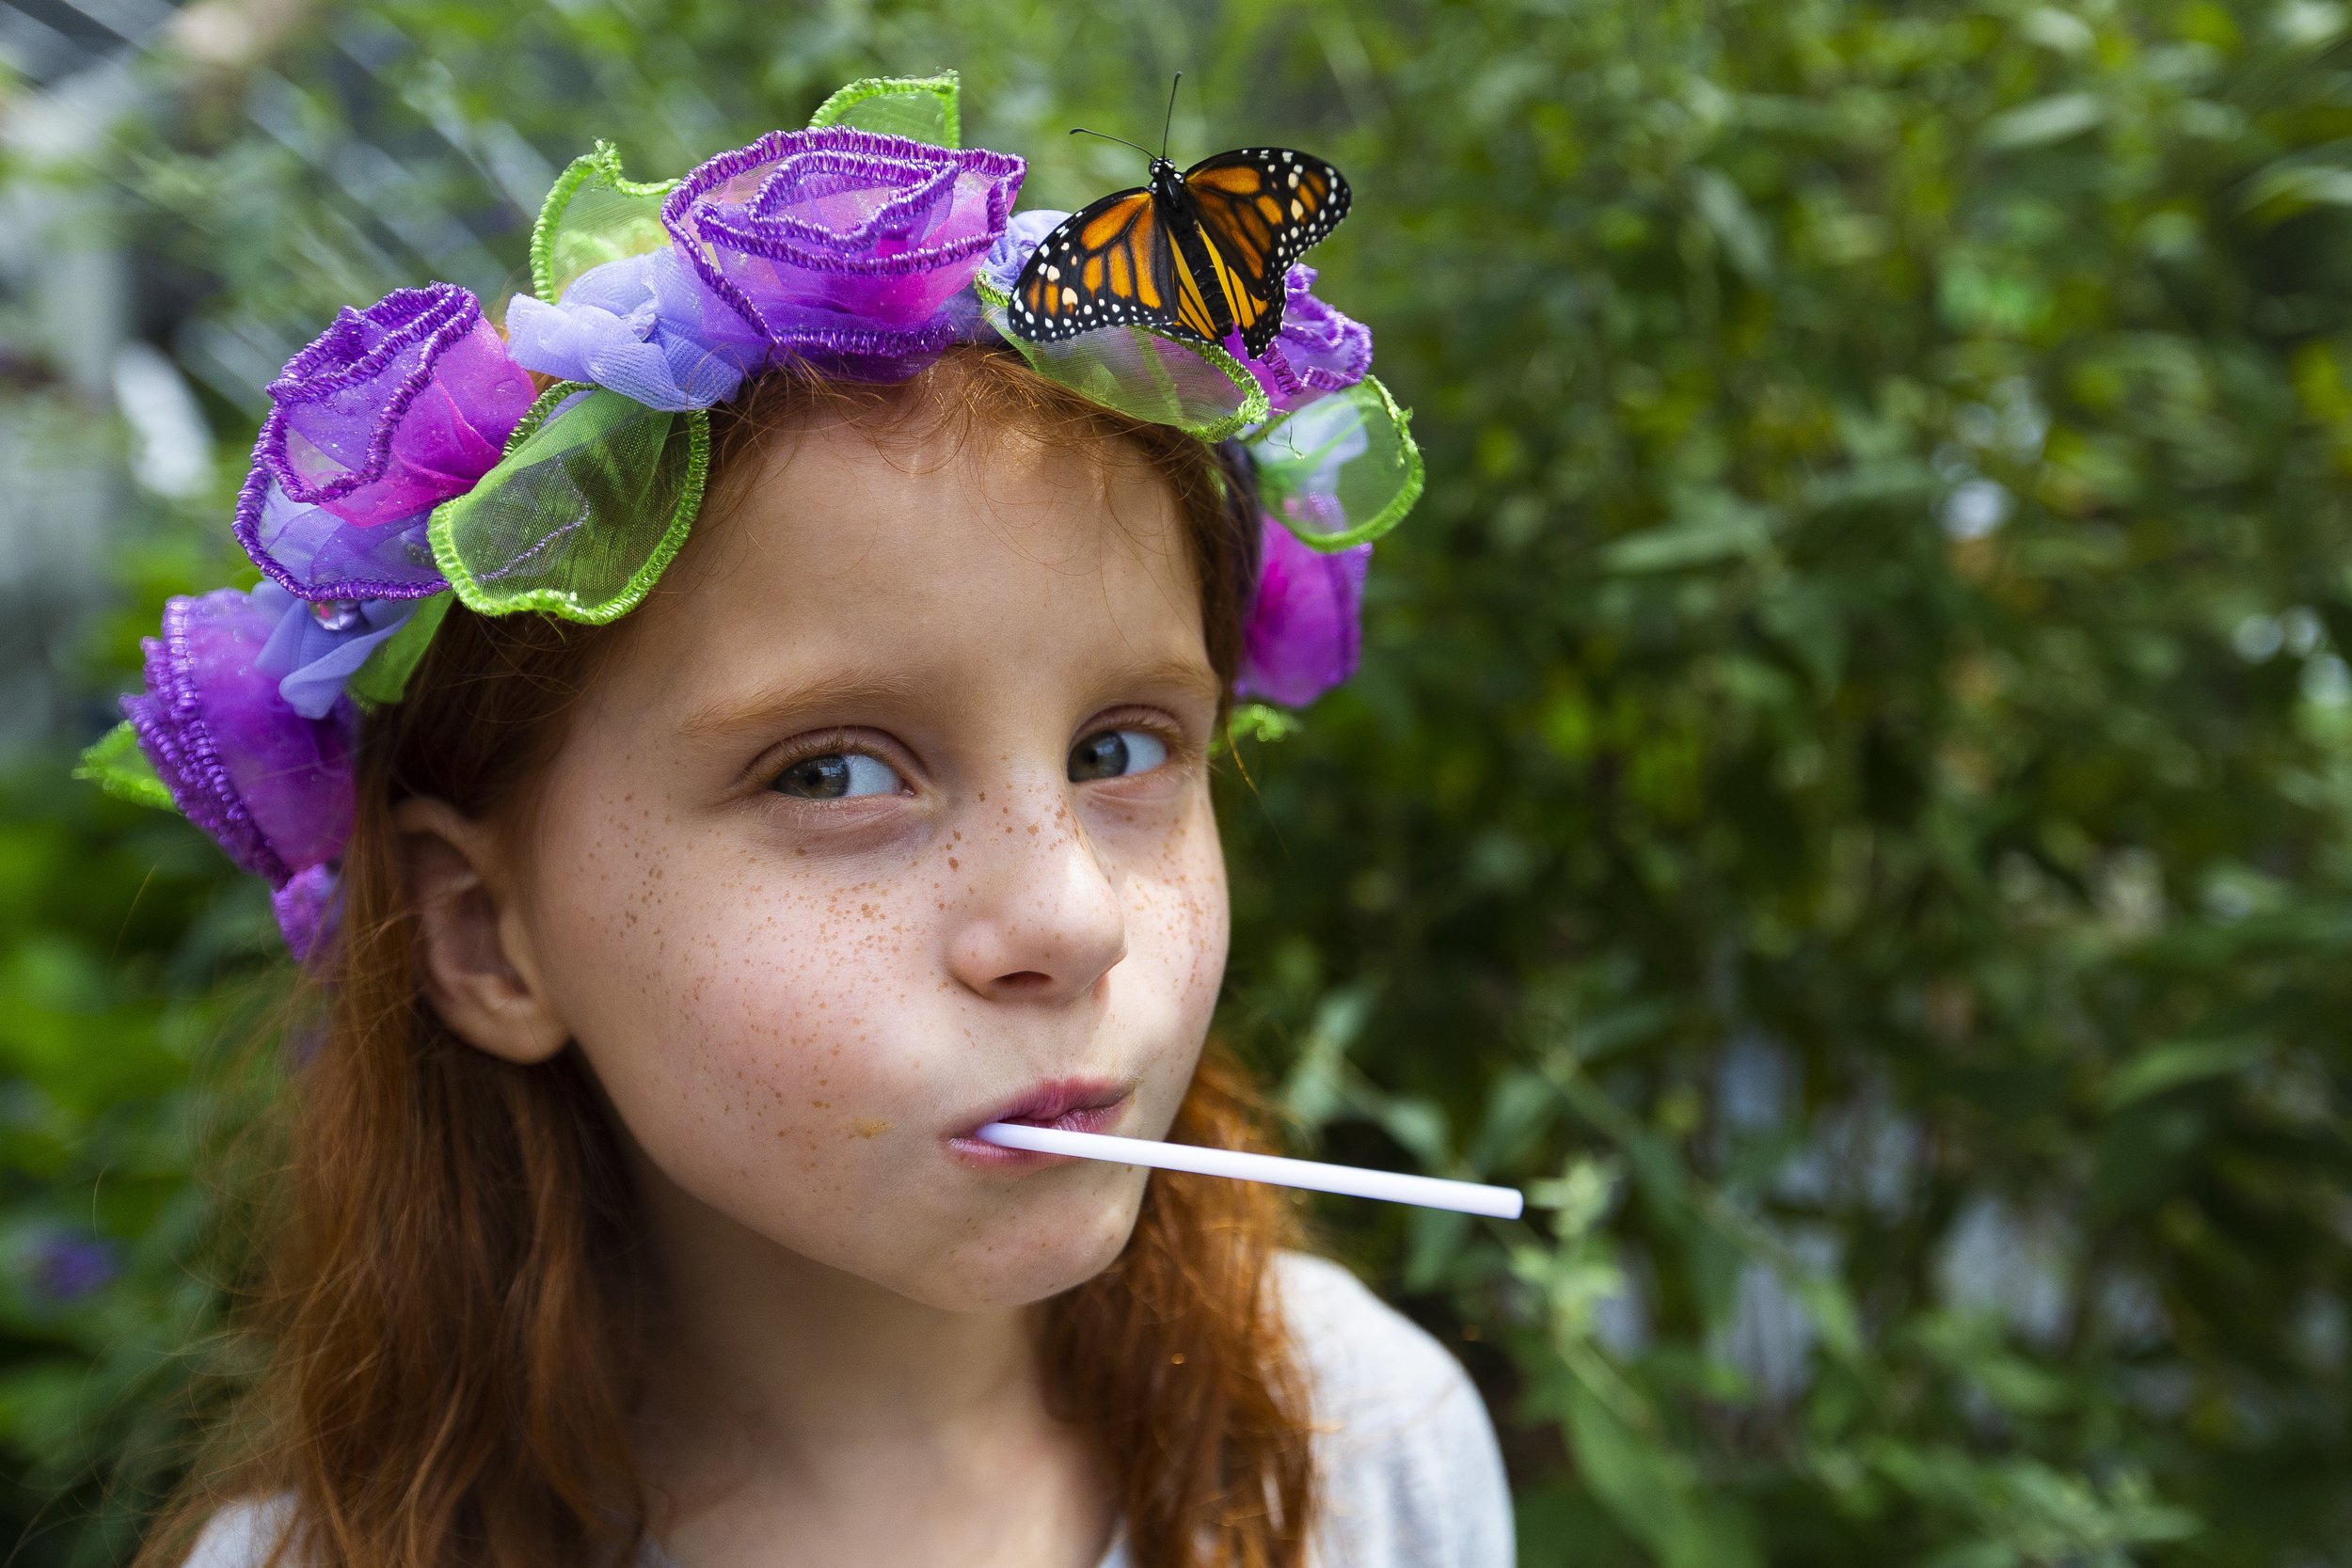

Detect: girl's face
507,414,1230,1312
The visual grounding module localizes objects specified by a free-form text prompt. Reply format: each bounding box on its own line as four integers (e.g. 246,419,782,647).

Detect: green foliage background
5,1,2351,1563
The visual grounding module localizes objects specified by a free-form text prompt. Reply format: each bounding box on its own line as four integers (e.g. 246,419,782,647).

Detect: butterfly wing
1181,149,1352,357
1009,188,1194,343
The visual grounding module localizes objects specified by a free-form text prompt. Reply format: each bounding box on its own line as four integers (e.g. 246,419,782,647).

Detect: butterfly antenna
1161,71,1182,162
1069,126,1156,160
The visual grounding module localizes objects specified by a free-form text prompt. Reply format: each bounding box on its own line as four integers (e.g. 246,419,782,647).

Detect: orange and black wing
1180,149,1351,356
1008,189,1190,343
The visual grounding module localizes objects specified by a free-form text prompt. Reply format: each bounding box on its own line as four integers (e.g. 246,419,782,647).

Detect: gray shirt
1094,1249,1517,1568
180,1251,1515,1568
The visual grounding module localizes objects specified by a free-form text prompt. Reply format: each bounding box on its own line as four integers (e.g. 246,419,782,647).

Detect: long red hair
136,351,1316,1568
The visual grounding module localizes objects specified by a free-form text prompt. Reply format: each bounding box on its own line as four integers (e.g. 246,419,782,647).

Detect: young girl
84,75,1512,1568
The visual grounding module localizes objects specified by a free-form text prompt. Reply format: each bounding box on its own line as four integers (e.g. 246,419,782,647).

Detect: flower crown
74,73,1422,961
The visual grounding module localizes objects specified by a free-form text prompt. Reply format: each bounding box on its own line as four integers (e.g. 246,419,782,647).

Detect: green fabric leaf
429,384,711,626
345,593,453,708
73,721,174,813
1244,375,1423,551
806,72,961,147
532,141,680,305
975,279,1269,441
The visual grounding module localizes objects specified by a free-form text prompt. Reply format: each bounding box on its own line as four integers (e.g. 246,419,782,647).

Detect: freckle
948,857,960,870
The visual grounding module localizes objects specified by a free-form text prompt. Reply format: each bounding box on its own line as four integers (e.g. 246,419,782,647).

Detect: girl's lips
946,1077,1133,1169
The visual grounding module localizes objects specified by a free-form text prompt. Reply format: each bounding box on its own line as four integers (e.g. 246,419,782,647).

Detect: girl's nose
946,789,1129,1005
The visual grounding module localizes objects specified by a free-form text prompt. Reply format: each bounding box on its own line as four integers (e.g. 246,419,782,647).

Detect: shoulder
1269,1250,1516,1568
174,1497,299,1568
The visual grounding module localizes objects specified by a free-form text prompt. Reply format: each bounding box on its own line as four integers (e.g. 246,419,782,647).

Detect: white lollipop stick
976,1122,1525,1219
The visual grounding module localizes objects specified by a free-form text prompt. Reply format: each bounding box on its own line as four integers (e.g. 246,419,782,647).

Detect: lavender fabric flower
121,586,356,949
503,248,768,411
1242,266,1374,412
977,208,1068,298
663,127,1023,372
270,863,343,965
950,207,1067,341
252,582,421,719
235,284,536,600
1235,515,1371,707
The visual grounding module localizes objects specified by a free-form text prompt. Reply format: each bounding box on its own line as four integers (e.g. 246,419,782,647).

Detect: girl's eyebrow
1113,656,1227,708
675,669,930,739
675,656,1225,740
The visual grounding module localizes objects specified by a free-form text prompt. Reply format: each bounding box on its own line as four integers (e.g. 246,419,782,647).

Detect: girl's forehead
691,416,1193,589
603,418,1212,715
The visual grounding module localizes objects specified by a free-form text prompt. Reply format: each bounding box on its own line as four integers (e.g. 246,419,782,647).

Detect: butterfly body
1009,146,1350,357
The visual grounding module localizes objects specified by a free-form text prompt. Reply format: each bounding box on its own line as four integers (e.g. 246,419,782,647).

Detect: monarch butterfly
1007,97,1350,358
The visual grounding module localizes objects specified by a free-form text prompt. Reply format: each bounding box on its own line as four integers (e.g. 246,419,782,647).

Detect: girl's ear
392,797,570,1065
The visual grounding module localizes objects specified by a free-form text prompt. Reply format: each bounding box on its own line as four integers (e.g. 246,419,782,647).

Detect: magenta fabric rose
662,127,1023,372
1235,515,1373,708
120,586,357,957
233,283,536,600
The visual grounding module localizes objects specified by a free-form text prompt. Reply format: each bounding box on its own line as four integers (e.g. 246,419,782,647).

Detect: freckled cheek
535,833,947,1152
1117,821,1232,1017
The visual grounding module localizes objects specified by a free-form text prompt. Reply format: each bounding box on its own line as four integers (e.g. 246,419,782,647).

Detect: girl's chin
885,1193,1149,1310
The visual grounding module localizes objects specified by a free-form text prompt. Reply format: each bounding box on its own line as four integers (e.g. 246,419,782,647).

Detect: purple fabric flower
663,127,1024,373
1235,515,1371,708
235,284,536,600
121,586,356,950
503,248,767,411
1240,267,1374,412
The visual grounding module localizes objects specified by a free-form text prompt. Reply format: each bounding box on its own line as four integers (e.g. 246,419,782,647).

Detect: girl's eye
1068,728,1169,782
771,752,903,800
